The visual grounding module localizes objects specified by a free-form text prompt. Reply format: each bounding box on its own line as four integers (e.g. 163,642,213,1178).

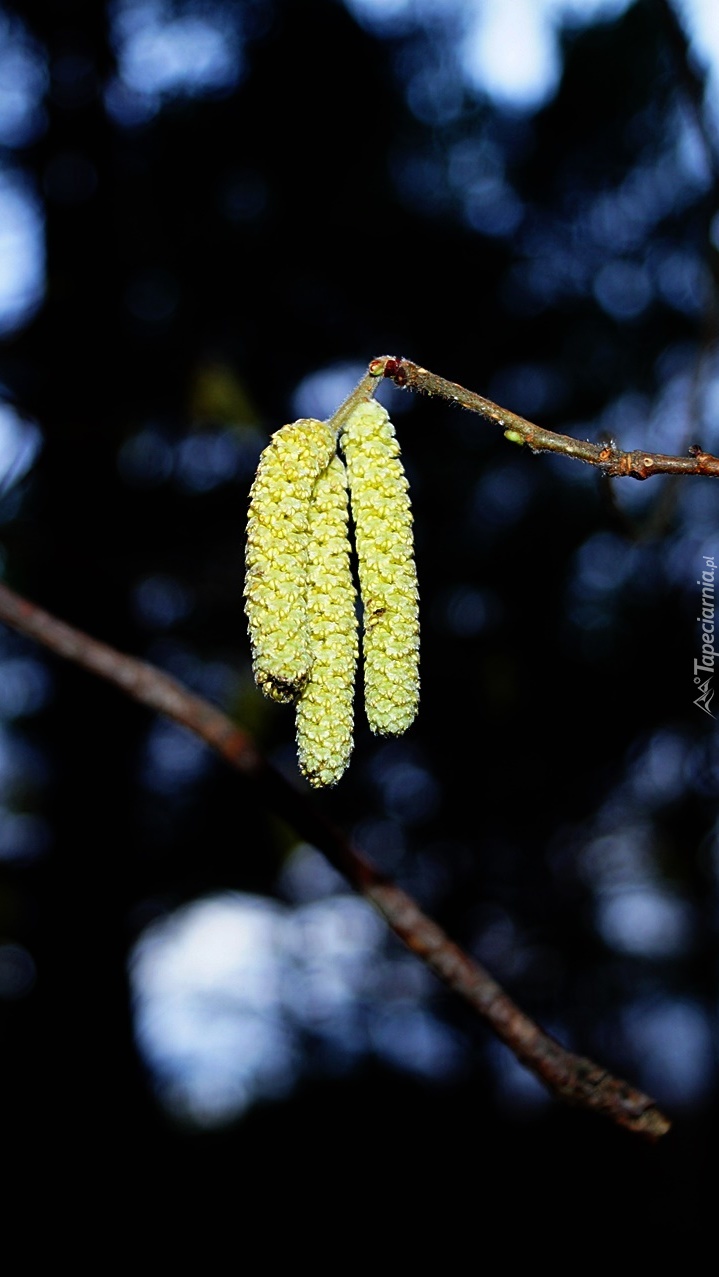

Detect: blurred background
1,0,718,1245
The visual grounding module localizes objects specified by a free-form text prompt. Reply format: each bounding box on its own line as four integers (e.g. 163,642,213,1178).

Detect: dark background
0,0,717,1247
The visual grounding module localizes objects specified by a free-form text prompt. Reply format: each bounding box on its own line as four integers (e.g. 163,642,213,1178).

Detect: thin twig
0,578,670,1140
372,355,719,479
328,365,380,434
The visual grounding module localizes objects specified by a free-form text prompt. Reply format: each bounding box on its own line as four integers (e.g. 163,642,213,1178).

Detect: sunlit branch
371,355,719,479
0,578,670,1141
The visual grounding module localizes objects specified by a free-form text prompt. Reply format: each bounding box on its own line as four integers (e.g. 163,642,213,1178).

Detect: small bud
296,456,358,786
245,418,336,702
504,428,525,446
341,399,419,736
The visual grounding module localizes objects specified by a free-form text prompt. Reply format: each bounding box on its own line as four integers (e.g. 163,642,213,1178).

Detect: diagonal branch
370,355,719,479
0,578,670,1140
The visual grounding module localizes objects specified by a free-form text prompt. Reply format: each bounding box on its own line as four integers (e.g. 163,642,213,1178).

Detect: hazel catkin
340,398,419,736
244,417,336,703
295,455,358,786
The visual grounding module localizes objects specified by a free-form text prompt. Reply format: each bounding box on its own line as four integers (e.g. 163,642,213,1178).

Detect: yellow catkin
244,418,336,703
340,399,419,736
295,455,358,786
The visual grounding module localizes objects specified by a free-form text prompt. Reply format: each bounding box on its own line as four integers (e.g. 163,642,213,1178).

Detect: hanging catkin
244,418,336,703
295,454,358,786
340,399,419,735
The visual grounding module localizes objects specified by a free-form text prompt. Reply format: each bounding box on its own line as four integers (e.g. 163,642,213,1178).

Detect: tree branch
0,578,670,1140
370,355,719,479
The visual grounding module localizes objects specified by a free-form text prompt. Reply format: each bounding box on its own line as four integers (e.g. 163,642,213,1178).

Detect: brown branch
370,355,719,479
0,578,670,1140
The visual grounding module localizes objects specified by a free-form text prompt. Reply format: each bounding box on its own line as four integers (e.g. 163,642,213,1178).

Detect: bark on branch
0,578,670,1141
370,355,719,479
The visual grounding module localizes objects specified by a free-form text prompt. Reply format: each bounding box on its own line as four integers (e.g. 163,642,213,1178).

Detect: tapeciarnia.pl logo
694,555,716,718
